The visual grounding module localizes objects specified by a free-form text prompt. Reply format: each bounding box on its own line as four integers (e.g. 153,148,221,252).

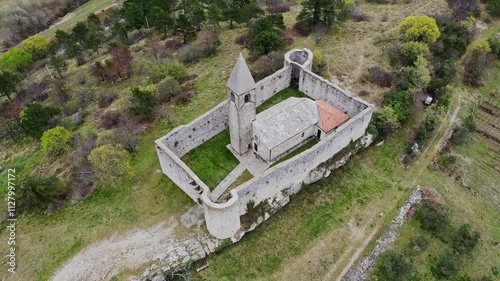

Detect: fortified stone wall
156,48,375,239
155,141,210,203
299,69,368,117
160,101,229,157
255,66,292,106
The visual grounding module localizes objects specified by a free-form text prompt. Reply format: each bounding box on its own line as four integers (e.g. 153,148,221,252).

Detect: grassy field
369,21,500,280
371,135,500,280
37,0,115,40
181,129,239,190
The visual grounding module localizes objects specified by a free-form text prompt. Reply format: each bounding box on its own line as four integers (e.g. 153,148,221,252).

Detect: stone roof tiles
226,53,255,95
253,97,319,149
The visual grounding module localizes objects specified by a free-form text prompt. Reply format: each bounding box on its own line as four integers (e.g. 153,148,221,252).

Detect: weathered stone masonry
155,49,374,239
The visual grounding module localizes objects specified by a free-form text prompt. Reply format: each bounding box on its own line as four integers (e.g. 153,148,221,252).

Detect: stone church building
227,54,350,163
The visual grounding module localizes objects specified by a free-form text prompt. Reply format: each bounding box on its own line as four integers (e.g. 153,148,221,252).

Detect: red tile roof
316,100,350,133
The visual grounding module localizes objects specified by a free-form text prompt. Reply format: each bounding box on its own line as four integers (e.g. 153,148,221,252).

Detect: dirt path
51,217,218,281
333,226,380,281
319,219,380,281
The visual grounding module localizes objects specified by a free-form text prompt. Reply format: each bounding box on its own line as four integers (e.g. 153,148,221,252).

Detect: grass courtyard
181,129,239,190
180,87,312,190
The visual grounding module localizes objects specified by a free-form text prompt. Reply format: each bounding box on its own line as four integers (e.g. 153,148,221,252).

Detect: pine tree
0,71,18,102
123,0,146,31
48,56,67,78
297,0,347,28
148,6,173,37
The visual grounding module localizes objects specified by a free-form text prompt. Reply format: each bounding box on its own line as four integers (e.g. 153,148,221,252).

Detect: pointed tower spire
226,53,255,95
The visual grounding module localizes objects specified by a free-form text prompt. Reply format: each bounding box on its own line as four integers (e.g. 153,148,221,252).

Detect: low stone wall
342,188,423,281
159,101,229,157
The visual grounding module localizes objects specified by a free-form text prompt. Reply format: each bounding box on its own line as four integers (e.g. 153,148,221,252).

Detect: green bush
17,175,65,212
487,35,500,59
452,224,480,254
450,114,475,146
250,31,285,57
433,20,469,59
436,58,458,84
375,106,401,136
405,55,432,93
250,51,285,80
246,200,256,212
312,49,327,76
416,202,450,236
409,236,429,252
432,249,461,278
145,61,186,84
41,126,71,155
416,106,441,144
383,91,412,123
88,144,132,187
439,154,457,170
487,0,500,18
375,251,414,281
450,127,470,145
157,76,181,103
401,41,431,65
398,16,440,43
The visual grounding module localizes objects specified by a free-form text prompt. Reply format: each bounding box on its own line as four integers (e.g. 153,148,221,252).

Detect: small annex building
252,97,350,162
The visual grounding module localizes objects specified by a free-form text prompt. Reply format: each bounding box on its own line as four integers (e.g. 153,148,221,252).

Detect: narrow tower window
230,92,235,102
244,94,250,103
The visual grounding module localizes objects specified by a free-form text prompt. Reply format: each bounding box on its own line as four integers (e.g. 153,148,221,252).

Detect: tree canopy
0,71,18,102
250,31,285,56
130,87,155,119
21,36,51,58
41,126,72,155
20,103,61,138
398,16,440,43
17,175,65,213
0,48,33,72
297,0,347,28
487,0,500,18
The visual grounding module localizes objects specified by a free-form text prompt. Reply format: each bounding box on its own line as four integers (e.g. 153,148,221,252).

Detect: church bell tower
227,53,256,155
